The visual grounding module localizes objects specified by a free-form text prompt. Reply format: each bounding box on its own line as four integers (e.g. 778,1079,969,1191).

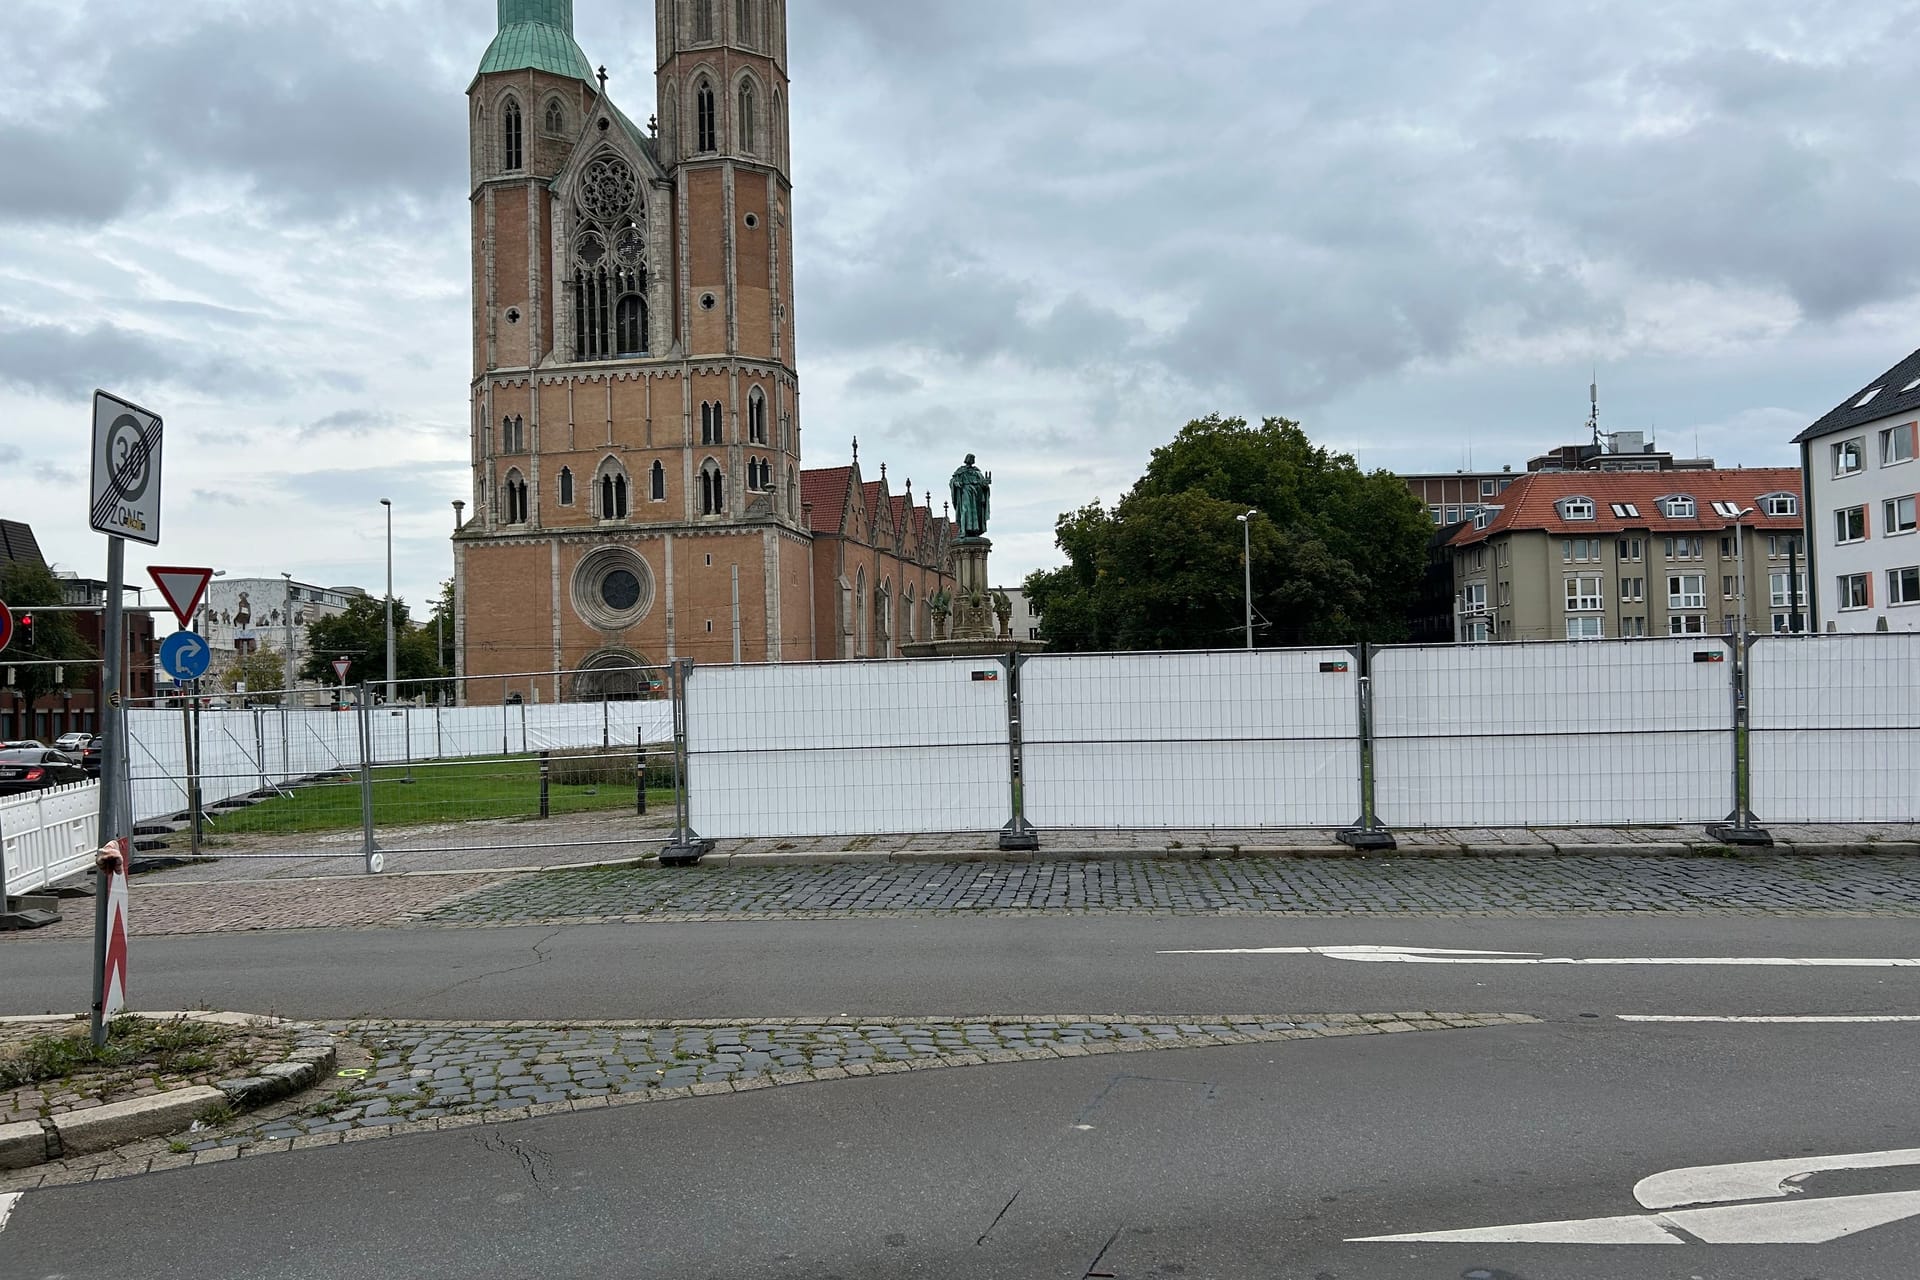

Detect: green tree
302,595,449,700
0,561,97,708
1026,415,1431,651
223,647,289,705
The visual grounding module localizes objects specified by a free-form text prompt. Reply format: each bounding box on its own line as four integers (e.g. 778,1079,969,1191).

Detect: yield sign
332,658,351,683
147,566,214,629
1350,1146,1920,1245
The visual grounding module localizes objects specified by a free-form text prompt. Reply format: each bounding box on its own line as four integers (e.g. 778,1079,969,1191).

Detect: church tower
456,0,810,697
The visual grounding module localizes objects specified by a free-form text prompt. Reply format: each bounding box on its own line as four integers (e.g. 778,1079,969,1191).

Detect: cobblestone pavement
415,853,1920,925
0,1012,1524,1189
0,874,508,942
0,1015,296,1124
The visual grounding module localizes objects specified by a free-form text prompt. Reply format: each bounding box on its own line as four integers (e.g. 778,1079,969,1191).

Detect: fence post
661,658,711,865
998,649,1039,851
253,709,268,793
635,727,647,816
539,750,551,819
1337,647,1396,850
357,683,383,873
1709,630,1773,846
180,693,201,855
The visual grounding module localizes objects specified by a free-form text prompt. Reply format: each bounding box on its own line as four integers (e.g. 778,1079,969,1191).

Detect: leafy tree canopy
300,595,446,696
1024,415,1430,651
0,561,98,706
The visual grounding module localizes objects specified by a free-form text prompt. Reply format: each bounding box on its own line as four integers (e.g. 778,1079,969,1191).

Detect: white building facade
1797,349,1920,633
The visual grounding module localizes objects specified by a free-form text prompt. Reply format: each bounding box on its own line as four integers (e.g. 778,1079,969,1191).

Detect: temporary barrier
1370,638,1737,828
684,658,1012,838
1747,633,1920,822
0,780,100,896
1020,649,1362,828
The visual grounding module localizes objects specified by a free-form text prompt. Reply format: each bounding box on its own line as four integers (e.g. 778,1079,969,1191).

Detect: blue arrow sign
160,630,212,682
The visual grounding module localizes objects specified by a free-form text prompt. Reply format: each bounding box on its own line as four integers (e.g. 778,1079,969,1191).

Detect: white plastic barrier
1020,649,1363,828
1371,639,1736,828
0,780,100,896
685,659,1012,838
1748,634,1920,822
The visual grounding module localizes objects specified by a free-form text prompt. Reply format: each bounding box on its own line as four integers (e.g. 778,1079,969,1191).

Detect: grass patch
201,756,676,836
0,1016,232,1090
197,1100,236,1127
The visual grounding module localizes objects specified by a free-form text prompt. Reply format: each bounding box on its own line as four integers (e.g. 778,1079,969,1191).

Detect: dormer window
1560,497,1595,520
1473,508,1498,531
1710,500,1742,519
1763,493,1798,517
1663,495,1696,519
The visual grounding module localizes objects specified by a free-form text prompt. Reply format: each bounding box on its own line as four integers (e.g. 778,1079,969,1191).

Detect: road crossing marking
1349,1147,1920,1245
0,1192,18,1236
1620,1014,1920,1023
1161,944,1920,967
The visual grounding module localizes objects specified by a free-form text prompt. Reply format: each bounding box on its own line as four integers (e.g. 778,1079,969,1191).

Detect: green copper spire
477,0,595,82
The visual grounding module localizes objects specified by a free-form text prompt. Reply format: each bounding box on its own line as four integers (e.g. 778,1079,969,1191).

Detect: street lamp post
1734,506,1755,640
380,498,396,706
1236,509,1257,650
281,573,295,700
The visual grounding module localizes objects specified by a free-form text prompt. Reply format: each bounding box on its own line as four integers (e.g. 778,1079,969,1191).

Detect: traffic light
17,612,33,650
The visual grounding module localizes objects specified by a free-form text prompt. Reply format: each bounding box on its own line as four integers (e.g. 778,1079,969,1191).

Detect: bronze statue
949,454,991,539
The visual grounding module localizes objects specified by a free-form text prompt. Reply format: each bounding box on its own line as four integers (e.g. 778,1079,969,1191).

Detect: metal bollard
539,750,551,820
635,731,647,816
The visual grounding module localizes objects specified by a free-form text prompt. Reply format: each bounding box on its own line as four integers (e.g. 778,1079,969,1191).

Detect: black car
80,739,105,777
0,748,89,795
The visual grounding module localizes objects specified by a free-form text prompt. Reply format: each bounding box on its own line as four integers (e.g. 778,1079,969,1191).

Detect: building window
1561,498,1595,520
735,0,753,44
1885,495,1917,535
1890,566,1920,605
700,401,723,445
1463,619,1490,643
1834,438,1865,476
1480,479,1495,497
1562,538,1598,562
748,388,767,443
558,467,574,507
545,99,565,134
1669,613,1705,635
1445,506,1460,523
1565,576,1603,612
502,98,523,170
1616,537,1642,561
614,295,648,356
500,414,525,453
1769,571,1803,608
700,459,725,515
1609,502,1641,518
1462,582,1486,612
1668,574,1706,609
1882,424,1916,466
1566,616,1604,640
503,470,529,524
1838,572,1870,610
1622,615,1647,638
1664,536,1702,560
696,80,717,152
1429,506,1443,525
1621,576,1644,602
737,79,756,153
1663,495,1696,519
650,460,666,501
1722,574,1739,599
694,0,714,40
1763,494,1797,517
598,465,629,519
1835,505,1868,544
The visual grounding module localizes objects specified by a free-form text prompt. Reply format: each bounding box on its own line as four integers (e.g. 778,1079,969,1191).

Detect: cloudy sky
4,0,1918,618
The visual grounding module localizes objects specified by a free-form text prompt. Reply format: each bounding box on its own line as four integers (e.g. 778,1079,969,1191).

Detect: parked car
2,739,42,751
54,732,94,752
81,738,105,777
0,748,89,795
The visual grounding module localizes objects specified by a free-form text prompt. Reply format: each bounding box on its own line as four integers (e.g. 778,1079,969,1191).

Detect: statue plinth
900,536,1048,659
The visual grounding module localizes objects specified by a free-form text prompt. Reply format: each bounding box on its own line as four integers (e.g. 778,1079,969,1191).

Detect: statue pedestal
899,537,1048,659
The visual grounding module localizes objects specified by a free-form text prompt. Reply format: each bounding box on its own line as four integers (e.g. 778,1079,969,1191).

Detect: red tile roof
1449,468,1804,547
800,466,852,534
861,480,887,525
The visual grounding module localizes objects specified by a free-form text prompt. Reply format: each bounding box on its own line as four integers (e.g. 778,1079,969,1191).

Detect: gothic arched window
616,294,647,355
558,467,574,507
701,401,723,445
773,89,784,167
700,458,725,515
650,460,666,501
735,0,753,46
597,459,630,519
544,99,565,135
747,387,767,443
694,0,714,41
502,98,524,171
504,470,529,524
696,80,717,153
738,79,756,154
501,414,525,453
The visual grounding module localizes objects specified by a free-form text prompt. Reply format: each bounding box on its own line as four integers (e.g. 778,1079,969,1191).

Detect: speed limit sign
89,389,164,546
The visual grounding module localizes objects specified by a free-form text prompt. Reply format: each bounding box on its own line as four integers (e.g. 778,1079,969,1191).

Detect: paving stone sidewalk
0,1012,1524,1189
415,853,1920,925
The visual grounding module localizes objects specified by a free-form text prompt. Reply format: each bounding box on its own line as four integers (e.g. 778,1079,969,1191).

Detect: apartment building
1449,470,1805,642
1401,469,1519,529
1794,347,1920,632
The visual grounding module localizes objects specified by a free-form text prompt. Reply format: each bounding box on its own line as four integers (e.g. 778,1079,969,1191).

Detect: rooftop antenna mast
1588,369,1601,449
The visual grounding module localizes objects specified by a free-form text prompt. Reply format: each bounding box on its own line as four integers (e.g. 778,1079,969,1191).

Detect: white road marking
1160,944,1920,967
0,1192,18,1235
1350,1147,1920,1245
1620,1015,1920,1024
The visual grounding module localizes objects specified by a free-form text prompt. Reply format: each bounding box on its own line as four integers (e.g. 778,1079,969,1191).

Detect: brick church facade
454,0,949,699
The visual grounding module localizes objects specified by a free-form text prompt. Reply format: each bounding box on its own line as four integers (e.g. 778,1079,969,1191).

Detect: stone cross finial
597,66,609,92
880,461,887,480
851,436,859,462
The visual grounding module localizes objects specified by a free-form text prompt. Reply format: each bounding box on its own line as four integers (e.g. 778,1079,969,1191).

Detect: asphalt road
5,914,1919,1022
8,1019,1920,1279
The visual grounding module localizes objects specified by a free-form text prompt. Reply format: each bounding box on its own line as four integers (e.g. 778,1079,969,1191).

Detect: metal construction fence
0,780,100,897
1747,632,1920,823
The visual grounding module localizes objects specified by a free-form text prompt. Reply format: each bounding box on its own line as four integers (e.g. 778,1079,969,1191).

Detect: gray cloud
845,368,922,396
0,320,287,399
300,409,396,439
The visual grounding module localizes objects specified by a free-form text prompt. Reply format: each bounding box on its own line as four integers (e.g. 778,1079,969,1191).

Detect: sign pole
91,536,126,1047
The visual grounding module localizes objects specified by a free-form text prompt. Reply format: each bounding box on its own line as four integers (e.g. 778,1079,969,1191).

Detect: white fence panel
1021,649,1362,828
687,659,1011,838
1749,634,1920,822
1372,639,1735,827
1,780,100,895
